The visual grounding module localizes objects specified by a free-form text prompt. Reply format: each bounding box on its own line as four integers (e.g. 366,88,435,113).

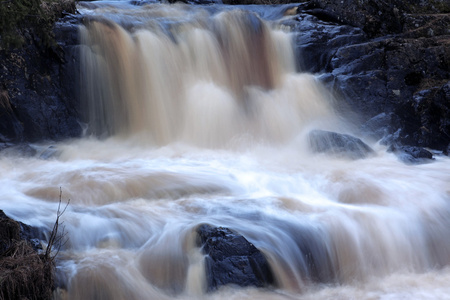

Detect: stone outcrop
0,15,82,144
308,130,374,159
196,224,275,291
284,0,450,152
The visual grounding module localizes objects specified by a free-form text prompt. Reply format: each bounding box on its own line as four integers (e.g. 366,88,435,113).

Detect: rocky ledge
0,14,82,144
285,0,449,152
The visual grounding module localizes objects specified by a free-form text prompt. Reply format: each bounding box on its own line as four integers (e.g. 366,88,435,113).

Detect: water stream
1,2,450,299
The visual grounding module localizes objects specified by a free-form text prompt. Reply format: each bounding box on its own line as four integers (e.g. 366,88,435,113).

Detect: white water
1,2,450,300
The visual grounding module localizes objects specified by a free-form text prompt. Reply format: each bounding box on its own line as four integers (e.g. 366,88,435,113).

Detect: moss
0,0,76,50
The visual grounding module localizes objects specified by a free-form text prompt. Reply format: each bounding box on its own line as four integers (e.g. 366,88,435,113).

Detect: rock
38,145,60,160
283,0,449,152
326,36,449,151
0,210,44,252
387,144,434,164
288,14,367,73
303,0,407,38
360,112,402,142
0,144,37,157
308,130,374,159
0,15,82,143
196,224,274,291
0,210,21,252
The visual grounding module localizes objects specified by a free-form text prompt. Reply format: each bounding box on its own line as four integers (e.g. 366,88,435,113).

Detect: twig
45,187,70,261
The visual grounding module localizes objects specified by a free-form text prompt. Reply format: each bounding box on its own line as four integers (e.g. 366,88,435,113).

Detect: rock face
0,15,82,144
285,0,450,152
196,224,275,291
308,130,374,159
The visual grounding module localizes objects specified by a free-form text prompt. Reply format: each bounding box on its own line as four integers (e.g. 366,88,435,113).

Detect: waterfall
80,5,337,147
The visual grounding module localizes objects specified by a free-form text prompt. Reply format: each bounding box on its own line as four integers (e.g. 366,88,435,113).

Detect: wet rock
0,15,82,143
360,112,402,142
38,145,60,160
0,144,37,157
387,144,434,164
326,36,449,151
196,224,274,291
289,14,367,73
0,210,44,252
308,130,374,159
284,0,450,152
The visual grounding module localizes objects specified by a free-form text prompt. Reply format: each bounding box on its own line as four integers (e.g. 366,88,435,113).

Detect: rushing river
2,2,450,299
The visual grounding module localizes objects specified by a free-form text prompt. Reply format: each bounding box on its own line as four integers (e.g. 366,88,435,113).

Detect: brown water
1,2,450,299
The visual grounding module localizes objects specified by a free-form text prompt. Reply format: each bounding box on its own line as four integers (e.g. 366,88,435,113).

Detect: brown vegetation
0,189,69,300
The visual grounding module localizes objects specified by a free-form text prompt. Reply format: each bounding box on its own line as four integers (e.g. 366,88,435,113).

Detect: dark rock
360,112,402,142
289,14,367,73
327,36,449,151
302,0,408,38
0,144,38,157
196,224,274,291
38,145,60,159
0,211,21,253
0,15,82,144
387,144,434,164
284,0,449,151
308,130,374,159
0,210,44,253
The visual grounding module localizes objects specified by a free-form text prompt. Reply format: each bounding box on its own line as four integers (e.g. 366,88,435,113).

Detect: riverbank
0,210,53,300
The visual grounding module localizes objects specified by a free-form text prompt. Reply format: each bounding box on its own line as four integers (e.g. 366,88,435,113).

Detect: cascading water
1,2,450,300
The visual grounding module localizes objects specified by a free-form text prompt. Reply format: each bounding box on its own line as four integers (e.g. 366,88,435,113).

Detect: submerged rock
0,144,38,157
308,130,374,159
387,144,434,164
360,112,402,142
196,224,274,291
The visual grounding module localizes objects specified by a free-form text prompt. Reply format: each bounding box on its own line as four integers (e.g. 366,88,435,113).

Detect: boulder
308,130,374,159
196,224,274,291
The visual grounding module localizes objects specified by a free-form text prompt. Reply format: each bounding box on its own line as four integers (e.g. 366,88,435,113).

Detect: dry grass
0,190,69,300
0,240,53,300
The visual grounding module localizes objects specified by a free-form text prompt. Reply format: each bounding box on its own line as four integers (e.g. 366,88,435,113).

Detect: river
1,1,450,299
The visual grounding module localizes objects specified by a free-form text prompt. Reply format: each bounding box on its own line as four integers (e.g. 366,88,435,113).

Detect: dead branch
45,187,70,261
